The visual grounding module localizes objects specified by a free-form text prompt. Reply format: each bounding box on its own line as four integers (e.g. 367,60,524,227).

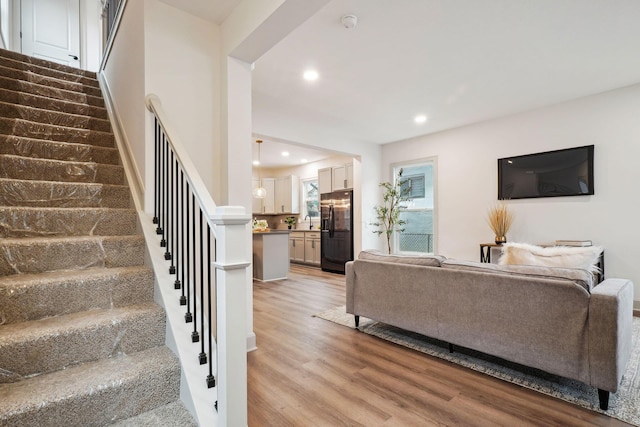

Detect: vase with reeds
487,202,513,244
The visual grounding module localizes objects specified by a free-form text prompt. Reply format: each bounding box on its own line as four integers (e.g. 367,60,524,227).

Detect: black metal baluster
160,134,168,246
170,159,178,278
198,211,207,363
164,145,172,260
185,182,193,321
189,194,197,327
192,207,201,344
206,223,215,388
180,173,187,304
153,118,159,225
157,129,165,236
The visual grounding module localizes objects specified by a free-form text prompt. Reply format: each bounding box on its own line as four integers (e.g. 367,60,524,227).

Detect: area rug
313,306,640,426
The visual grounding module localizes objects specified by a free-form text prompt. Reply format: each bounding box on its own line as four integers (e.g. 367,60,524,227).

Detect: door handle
69,54,78,60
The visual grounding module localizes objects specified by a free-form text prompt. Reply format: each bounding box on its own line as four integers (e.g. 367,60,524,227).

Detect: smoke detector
341,14,358,29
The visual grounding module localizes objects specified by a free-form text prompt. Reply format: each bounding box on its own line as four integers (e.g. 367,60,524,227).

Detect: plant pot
495,236,507,244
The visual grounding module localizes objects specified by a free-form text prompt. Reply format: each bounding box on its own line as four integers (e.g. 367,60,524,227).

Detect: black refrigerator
320,190,354,274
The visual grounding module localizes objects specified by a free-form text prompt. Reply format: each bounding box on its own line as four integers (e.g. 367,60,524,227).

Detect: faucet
304,215,312,230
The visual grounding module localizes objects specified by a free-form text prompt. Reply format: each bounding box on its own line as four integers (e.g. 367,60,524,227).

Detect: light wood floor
248,265,631,426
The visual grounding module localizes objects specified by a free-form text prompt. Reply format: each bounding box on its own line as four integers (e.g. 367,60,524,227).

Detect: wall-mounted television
498,145,594,200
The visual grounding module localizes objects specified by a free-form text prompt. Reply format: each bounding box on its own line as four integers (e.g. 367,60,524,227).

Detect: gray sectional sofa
345,250,634,410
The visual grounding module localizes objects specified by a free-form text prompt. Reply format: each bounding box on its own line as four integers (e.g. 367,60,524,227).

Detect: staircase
0,49,196,426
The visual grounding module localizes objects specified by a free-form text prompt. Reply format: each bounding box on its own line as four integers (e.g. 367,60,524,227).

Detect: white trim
212,261,251,271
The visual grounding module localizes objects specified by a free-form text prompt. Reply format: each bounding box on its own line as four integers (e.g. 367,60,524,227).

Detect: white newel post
211,206,251,427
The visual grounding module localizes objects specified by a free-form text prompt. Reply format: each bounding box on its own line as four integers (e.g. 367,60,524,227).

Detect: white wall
102,0,146,200
144,0,220,197
80,0,101,71
382,84,640,306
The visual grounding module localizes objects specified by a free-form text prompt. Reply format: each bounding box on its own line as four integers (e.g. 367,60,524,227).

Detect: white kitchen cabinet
332,163,353,191
304,231,321,265
275,175,299,214
253,178,276,214
319,164,353,194
318,167,332,195
289,232,305,263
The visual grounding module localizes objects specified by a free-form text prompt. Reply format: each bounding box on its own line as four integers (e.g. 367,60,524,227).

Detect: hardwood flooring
248,264,631,426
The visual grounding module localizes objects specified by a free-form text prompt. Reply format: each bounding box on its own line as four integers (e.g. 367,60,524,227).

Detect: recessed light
414,114,427,124
281,151,290,157
252,160,260,166
303,70,319,81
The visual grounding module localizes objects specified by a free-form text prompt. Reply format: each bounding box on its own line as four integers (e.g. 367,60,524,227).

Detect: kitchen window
302,178,319,218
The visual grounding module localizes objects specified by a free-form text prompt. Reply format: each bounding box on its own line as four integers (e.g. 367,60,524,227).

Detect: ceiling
167,0,640,166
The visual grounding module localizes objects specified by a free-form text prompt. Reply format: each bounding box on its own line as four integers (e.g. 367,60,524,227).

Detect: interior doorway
20,0,80,67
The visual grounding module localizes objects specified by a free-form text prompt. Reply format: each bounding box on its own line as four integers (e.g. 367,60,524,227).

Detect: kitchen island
252,230,290,281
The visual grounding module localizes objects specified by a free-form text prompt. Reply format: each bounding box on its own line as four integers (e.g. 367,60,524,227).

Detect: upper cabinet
253,175,299,214
275,175,300,214
253,178,276,214
319,163,353,194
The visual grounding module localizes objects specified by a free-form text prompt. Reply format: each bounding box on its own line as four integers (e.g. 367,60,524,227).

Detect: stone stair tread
0,87,108,119
0,100,111,132
111,401,198,427
0,266,154,325
0,346,180,427
0,154,124,184
0,134,119,164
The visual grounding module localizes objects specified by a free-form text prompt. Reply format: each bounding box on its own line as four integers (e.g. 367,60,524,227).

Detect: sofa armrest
588,278,634,392
345,261,355,314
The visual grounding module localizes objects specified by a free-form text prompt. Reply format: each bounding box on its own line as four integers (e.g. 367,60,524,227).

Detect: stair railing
145,94,250,426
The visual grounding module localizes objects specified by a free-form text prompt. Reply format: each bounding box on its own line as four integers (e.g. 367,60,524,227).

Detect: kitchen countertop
252,229,290,234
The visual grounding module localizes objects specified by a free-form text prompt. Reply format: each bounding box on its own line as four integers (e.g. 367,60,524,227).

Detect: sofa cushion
499,242,602,273
441,259,593,291
358,249,446,267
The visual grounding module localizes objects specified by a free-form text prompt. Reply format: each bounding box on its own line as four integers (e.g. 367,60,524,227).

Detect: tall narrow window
393,160,435,254
301,178,319,218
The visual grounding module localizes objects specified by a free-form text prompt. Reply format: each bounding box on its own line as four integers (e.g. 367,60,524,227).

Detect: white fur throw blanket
499,242,603,272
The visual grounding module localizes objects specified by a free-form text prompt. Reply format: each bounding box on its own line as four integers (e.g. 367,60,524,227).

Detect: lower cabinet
304,232,321,265
289,232,305,263
290,231,321,266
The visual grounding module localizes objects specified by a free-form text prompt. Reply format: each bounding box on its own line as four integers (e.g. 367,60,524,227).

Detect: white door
21,0,80,67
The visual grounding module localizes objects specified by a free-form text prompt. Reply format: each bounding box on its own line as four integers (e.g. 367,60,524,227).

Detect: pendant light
253,139,267,198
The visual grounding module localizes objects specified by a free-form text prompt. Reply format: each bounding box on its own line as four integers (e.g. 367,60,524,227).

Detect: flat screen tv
498,145,594,200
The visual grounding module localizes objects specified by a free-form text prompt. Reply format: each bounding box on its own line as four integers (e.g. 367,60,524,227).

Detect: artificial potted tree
371,169,410,254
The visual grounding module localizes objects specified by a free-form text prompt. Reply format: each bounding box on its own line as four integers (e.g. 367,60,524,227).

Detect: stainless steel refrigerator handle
328,204,335,238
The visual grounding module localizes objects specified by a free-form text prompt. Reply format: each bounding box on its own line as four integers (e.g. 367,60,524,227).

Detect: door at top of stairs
21,0,80,68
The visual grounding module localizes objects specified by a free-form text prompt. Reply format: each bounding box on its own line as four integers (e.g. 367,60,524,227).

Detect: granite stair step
0,265,154,325
0,88,108,119
0,135,120,164
0,303,165,383
0,155,124,184
0,178,130,208
0,75,104,107
0,206,137,238
0,101,111,132
0,346,180,427
0,117,114,147
0,48,98,80
0,234,146,276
